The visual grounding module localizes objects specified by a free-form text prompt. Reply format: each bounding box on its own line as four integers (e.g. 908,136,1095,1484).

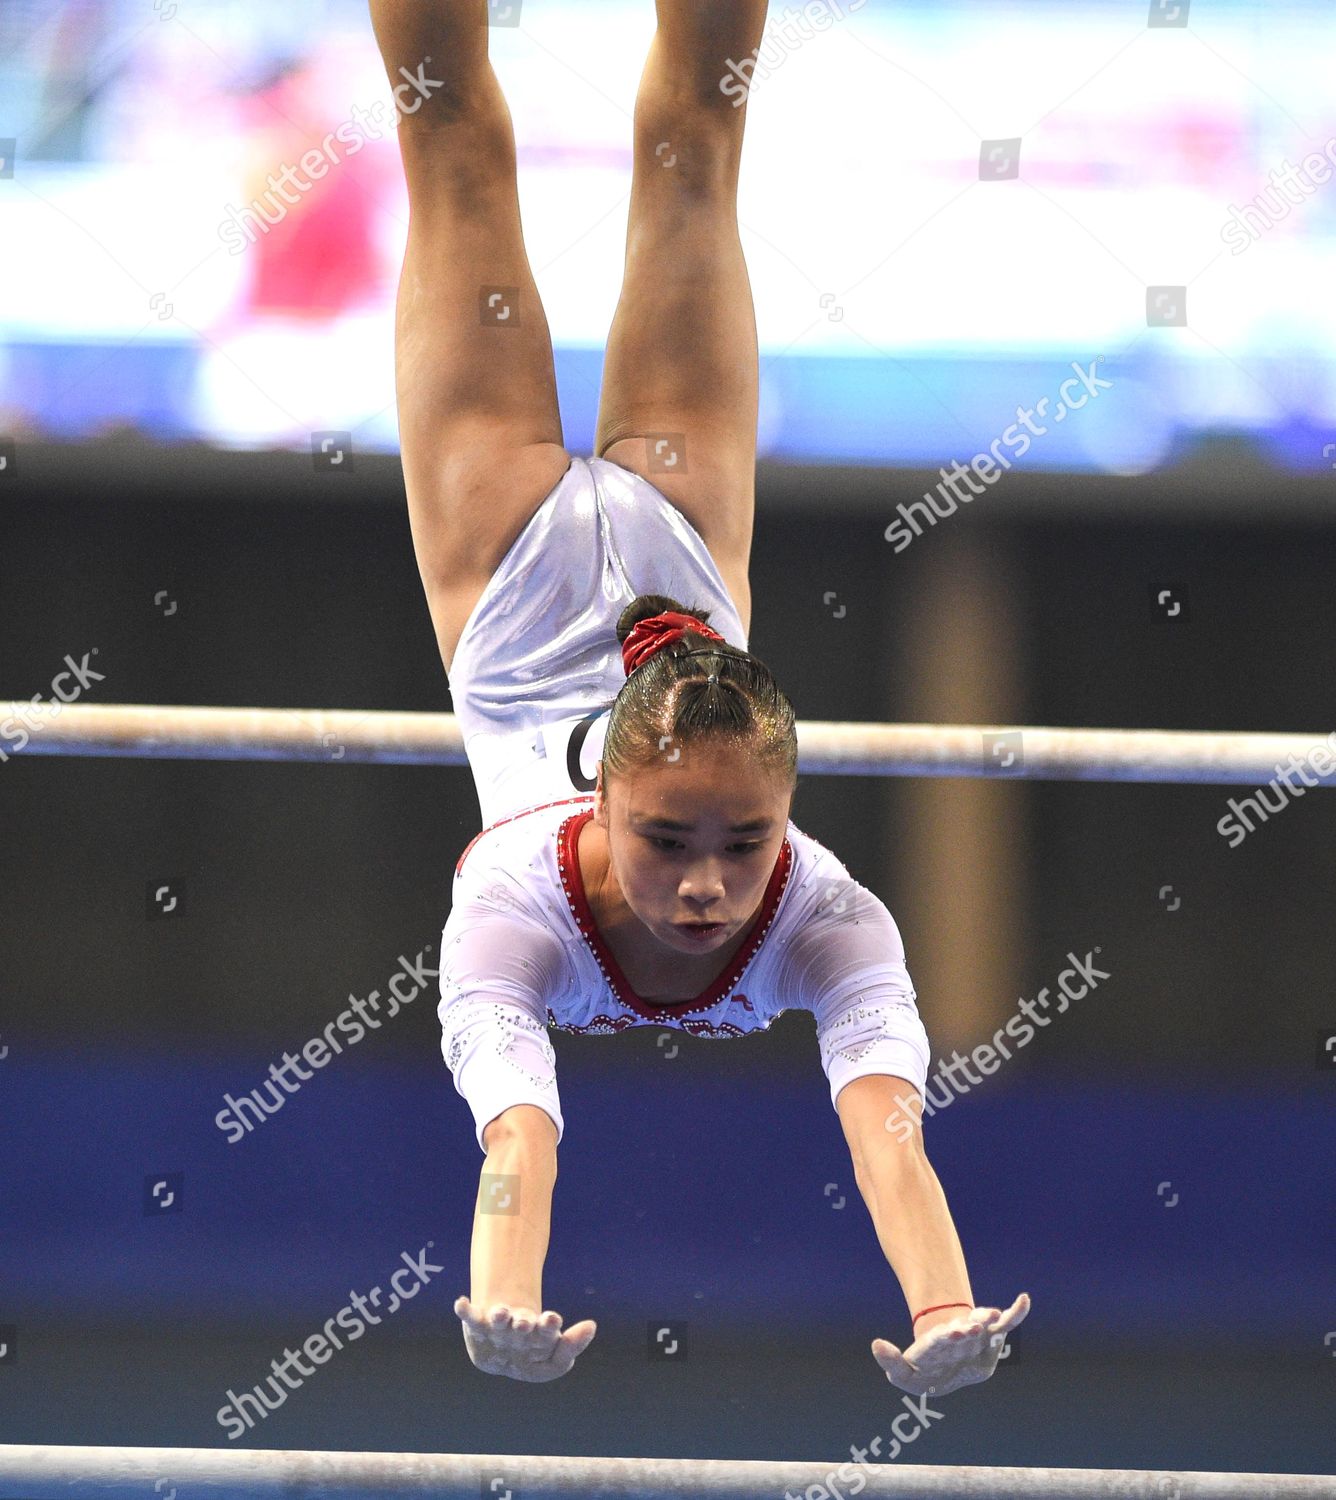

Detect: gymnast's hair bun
615,593,714,647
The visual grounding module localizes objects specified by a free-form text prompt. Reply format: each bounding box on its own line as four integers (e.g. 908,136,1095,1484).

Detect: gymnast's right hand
454,1295,597,1381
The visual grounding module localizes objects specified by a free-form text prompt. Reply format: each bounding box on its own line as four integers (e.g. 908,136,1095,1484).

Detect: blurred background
1,0,1333,1484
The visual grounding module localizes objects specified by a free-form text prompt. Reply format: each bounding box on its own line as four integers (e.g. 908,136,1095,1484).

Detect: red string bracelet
912,1301,971,1326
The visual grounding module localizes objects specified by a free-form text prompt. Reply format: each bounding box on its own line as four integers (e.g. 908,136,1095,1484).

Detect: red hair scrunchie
620,610,726,677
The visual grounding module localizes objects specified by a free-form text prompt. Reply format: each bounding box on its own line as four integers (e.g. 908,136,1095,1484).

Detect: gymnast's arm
834,1074,976,1338
795,905,973,1332
793,889,1029,1394
439,904,597,1380
473,1105,557,1314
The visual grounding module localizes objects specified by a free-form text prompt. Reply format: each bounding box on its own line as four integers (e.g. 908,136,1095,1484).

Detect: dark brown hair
602,593,798,790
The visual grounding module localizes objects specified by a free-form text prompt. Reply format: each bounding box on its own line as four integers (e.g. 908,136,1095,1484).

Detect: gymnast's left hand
870,1292,1030,1397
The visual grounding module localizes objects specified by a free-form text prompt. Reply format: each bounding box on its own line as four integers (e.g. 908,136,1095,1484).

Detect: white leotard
440,456,930,1152
447,454,749,829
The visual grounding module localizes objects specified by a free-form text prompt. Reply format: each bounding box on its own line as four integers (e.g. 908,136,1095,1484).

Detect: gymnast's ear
593,761,607,824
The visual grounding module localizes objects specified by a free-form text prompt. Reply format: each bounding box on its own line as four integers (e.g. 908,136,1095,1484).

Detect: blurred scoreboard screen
1,0,1332,474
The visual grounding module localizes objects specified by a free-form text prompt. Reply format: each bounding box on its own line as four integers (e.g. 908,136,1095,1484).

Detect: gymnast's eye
644,835,764,855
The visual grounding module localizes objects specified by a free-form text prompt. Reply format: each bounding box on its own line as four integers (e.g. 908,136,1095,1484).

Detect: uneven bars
3,703,1335,786
0,1445,1332,1499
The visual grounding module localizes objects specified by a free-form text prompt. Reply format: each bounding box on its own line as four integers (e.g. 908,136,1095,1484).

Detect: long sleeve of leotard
437,884,572,1155
773,874,931,1114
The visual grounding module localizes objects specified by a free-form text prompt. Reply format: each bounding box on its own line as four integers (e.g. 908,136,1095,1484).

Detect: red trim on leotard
555,809,792,1020
455,795,594,876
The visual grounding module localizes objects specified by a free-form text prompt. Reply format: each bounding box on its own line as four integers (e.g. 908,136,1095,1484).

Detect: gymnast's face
594,737,794,954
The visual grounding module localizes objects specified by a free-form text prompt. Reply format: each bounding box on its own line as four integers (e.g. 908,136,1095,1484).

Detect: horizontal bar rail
0,1444,1332,1499
3,703,1335,787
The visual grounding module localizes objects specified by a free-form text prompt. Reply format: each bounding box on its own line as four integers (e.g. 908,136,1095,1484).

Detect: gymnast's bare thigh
416,442,575,676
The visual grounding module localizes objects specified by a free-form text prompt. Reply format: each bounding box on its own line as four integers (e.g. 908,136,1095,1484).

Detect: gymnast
369,0,1028,1391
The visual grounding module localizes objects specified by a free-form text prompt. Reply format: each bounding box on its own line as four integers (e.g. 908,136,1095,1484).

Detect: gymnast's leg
594,0,770,634
369,0,572,673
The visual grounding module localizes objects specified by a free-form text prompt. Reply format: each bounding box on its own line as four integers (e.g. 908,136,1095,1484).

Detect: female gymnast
369,0,1028,1393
